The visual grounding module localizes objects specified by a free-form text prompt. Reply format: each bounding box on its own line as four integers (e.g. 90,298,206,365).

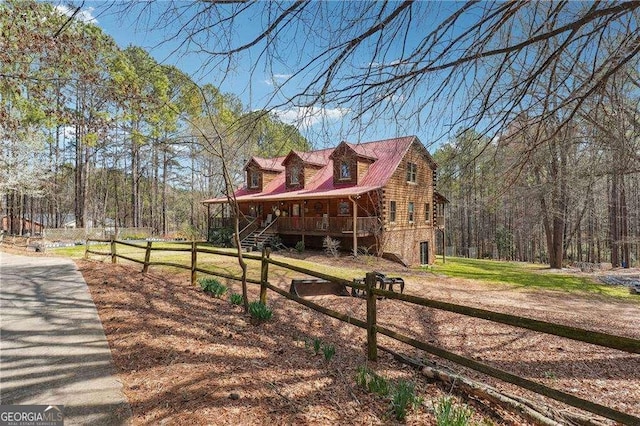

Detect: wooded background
0,1,309,238
2,1,639,268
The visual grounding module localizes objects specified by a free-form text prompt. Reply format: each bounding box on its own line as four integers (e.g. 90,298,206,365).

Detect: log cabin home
203,136,447,265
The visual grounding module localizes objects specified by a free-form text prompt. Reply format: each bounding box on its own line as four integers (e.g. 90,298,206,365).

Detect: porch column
301,200,306,246
351,196,358,257
326,202,330,235
206,203,211,241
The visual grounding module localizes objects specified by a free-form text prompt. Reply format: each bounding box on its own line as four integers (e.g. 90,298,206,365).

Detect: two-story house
203,136,447,265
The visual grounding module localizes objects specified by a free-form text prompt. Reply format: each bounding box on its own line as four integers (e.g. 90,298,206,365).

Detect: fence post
191,241,197,286
260,245,271,304
365,271,377,361
110,235,117,264
142,241,152,273
84,238,89,259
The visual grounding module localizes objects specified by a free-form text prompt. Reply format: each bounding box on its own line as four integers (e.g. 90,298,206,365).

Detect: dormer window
340,160,351,179
289,164,301,185
329,141,377,185
249,171,260,188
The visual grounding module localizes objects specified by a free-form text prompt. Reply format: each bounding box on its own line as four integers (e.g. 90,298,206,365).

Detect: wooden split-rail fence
85,238,640,425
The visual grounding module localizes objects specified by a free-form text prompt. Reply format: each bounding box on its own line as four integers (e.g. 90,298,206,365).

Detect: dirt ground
72,251,640,426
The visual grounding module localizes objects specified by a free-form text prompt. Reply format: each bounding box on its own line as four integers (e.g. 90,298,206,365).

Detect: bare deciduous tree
119,1,640,144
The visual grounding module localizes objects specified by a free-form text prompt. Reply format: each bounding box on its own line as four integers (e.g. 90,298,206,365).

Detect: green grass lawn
49,243,635,300
429,256,633,299
49,241,360,283
48,243,103,259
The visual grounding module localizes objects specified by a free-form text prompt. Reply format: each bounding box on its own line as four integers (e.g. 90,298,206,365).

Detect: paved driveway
0,252,131,425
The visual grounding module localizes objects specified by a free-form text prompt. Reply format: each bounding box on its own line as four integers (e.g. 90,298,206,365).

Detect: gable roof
204,136,427,203
281,149,328,168
246,156,285,172
329,141,378,162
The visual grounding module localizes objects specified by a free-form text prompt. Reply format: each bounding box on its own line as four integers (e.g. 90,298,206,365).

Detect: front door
420,241,429,265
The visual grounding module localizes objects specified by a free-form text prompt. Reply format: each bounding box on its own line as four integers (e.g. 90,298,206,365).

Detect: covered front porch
204,193,381,252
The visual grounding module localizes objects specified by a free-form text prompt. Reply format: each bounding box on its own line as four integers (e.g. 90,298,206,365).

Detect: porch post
351,196,358,257
301,200,306,246
206,203,210,241
326,202,330,235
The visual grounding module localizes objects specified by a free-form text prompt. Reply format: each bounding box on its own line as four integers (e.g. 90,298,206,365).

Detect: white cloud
264,73,293,87
375,92,405,103
55,4,98,24
369,59,406,68
273,106,349,127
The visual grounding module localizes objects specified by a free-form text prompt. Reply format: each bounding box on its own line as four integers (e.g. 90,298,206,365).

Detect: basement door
419,241,429,265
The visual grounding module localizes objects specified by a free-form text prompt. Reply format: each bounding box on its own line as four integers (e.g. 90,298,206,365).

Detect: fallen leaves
78,258,639,425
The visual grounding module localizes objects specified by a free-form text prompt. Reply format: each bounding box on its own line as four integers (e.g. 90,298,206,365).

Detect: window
289,165,301,185
408,202,415,223
249,171,260,188
338,200,350,216
406,162,417,183
424,203,430,222
340,160,351,179
389,201,396,223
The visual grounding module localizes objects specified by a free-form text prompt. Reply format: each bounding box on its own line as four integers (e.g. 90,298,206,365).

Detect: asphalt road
0,252,131,425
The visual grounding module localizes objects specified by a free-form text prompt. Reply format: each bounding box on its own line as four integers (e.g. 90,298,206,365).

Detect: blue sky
54,1,464,151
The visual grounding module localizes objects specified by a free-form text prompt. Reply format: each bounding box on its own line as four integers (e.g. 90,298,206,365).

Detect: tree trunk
131,121,139,228
621,178,629,268
162,148,168,236
151,138,159,234
609,173,620,267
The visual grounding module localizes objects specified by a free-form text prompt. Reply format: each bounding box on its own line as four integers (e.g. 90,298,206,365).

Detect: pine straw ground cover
77,257,640,425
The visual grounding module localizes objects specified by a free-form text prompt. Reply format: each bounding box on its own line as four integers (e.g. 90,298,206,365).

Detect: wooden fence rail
85,240,640,424
373,288,640,353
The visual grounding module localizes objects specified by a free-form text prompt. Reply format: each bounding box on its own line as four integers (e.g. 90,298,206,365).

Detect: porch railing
209,217,234,230
277,216,380,235
209,216,255,231
238,217,259,241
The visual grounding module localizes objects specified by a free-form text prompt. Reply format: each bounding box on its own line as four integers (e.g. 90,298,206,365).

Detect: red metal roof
204,136,421,204
281,149,329,167
247,156,286,172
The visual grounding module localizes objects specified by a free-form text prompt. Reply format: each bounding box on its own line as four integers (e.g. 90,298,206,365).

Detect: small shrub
180,223,201,240
294,240,305,253
198,277,227,298
433,396,473,426
355,366,368,388
355,366,390,396
391,380,423,421
322,343,336,361
229,293,244,306
209,227,233,247
322,236,340,258
369,372,390,396
198,278,210,290
270,235,283,249
248,301,273,322
356,367,425,421
313,337,322,355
